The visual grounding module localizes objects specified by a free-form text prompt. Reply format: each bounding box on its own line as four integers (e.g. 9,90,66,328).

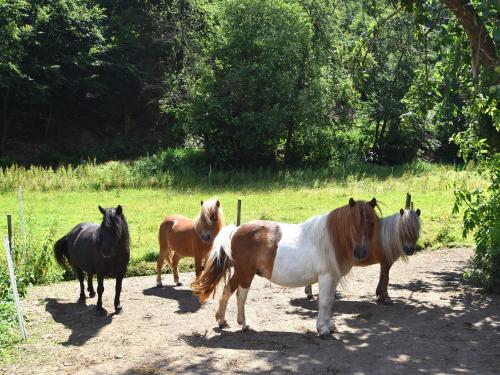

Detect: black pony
54,205,130,315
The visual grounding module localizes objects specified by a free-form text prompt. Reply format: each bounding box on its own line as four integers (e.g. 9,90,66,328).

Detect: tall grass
0,148,471,192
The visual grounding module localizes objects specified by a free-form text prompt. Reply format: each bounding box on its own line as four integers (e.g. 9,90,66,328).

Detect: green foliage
175,0,357,167
452,96,500,291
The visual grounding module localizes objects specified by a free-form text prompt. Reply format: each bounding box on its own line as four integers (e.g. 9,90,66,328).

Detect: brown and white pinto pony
191,198,380,338
156,198,224,287
305,199,421,303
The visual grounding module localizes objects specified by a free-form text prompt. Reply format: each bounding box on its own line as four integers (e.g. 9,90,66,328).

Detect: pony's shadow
143,286,201,313
44,298,115,346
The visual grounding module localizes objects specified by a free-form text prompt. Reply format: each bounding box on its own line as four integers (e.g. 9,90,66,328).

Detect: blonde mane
193,197,225,238
380,209,421,263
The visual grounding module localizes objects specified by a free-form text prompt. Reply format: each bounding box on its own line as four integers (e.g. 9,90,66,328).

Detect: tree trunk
1,87,10,152
373,119,381,151
284,122,295,165
442,0,498,70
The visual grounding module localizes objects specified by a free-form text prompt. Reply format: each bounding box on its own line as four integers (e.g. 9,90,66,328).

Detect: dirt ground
2,247,499,375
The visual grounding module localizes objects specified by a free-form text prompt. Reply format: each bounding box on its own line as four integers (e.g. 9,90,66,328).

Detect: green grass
0,162,484,280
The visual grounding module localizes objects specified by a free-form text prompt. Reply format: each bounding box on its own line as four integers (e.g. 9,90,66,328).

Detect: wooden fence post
237,199,242,226
405,193,411,210
7,214,12,251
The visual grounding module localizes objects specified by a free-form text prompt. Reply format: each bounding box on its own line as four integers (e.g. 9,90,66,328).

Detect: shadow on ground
120,269,500,374
44,298,115,346
143,286,201,314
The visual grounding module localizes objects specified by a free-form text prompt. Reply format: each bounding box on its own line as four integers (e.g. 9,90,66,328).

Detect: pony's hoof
95,307,107,316
175,282,182,287
78,296,86,303
89,292,96,298
156,282,163,288
242,324,253,332
218,320,228,329
329,324,338,333
115,306,123,315
306,294,314,301
377,296,393,305
319,332,333,340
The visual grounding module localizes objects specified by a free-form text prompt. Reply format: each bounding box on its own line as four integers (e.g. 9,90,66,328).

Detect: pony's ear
98,205,106,215
416,208,421,216
200,200,204,206
369,197,377,207
400,208,404,216
116,205,123,216
349,198,355,207
216,200,220,208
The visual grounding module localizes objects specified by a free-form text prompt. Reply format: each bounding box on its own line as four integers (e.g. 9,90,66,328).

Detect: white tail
208,224,236,265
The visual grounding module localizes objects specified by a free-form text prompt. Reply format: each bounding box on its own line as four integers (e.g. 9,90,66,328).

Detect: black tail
54,236,70,269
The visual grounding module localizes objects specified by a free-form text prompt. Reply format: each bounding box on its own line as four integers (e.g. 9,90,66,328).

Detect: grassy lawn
0,163,484,279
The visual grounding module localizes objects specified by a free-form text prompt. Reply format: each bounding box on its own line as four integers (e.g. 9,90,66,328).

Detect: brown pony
305,194,421,303
156,198,224,287
192,198,380,338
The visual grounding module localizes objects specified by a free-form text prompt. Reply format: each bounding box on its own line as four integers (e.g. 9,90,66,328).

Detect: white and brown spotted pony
305,195,421,303
191,198,380,338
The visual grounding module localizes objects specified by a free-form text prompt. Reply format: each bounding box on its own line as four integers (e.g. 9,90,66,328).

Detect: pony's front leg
95,273,106,316
114,275,124,314
316,273,339,338
376,262,393,304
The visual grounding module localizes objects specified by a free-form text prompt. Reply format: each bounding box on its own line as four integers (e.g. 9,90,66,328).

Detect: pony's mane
98,209,130,250
114,212,130,249
326,201,381,274
193,197,225,237
303,214,343,281
380,209,421,263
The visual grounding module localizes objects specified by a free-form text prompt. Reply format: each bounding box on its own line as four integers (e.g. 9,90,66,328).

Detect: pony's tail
54,235,70,270
191,224,236,304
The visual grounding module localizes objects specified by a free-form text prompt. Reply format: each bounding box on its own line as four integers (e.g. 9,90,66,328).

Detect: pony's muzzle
353,246,367,260
404,246,416,255
201,233,212,242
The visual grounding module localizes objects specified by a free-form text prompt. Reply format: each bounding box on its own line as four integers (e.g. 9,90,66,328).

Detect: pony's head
194,198,225,243
98,205,130,256
347,197,379,260
398,207,421,255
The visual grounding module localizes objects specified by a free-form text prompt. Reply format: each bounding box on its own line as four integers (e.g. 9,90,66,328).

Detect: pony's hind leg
156,249,166,287
194,254,204,279
95,273,106,316
316,273,339,338
87,273,96,298
215,274,238,328
171,252,182,286
305,284,313,300
236,287,251,331
76,268,86,302
114,274,124,314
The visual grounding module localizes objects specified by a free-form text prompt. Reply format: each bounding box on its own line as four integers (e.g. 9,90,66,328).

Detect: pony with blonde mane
191,198,380,338
156,198,224,287
305,194,421,303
